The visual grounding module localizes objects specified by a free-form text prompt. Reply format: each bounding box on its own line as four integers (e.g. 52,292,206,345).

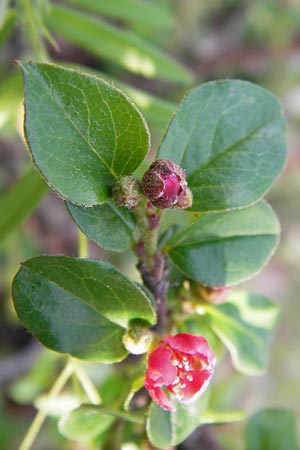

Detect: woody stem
134,201,169,333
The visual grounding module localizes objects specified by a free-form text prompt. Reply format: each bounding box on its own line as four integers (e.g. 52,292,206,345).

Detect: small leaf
165,201,279,286
59,405,115,440
20,62,150,206
62,0,173,29
158,80,286,211
12,257,156,362
246,409,299,450
206,291,279,375
146,392,209,449
45,4,193,84
67,201,135,252
0,167,48,244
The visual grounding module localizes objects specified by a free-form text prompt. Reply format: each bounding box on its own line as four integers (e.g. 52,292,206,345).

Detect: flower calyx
141,159,192,209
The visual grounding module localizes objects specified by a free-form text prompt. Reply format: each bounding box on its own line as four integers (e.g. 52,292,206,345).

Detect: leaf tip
15,59,30,71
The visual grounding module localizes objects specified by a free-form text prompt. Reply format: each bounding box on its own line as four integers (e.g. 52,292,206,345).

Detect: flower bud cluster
141,159,192,209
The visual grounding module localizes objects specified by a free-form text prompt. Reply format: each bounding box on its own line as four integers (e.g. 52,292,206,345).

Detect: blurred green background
1,0,300,449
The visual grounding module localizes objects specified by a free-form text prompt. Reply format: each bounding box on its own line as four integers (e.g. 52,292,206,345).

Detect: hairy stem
134,201,169,333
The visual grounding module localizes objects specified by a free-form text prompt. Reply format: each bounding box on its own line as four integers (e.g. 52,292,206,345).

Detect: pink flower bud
144,333,216,411
141,159,190,209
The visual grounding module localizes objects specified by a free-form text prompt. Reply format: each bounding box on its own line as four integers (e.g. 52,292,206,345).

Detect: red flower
144,333,216,411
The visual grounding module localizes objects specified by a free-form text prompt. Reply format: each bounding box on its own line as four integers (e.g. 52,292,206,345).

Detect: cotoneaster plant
12,62,286,449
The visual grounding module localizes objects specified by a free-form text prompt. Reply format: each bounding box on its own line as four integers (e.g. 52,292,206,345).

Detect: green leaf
158,80,286,211
0,73,23,133
205,291,279,375
146,392,209,449
19,61,150,206
108,76,175,131
0,7,16,46
62,0,173,29
165,201,279,286
59,403,144,440
0,167,48,244
60,63,176,131
99,371,128,405
45,4,193,84
59,406,115,441
66,201,135,252
246,409,299,450
12,257,156,362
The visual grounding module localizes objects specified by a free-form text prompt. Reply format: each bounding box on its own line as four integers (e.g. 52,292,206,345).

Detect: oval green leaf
146,392,209,449
158,80,286,211
12,257,156,362
205,291,279,375
246,409,300,450
165,201,280,286
19,62,150,206
59,404,144,441
59,406,115,441
66,201,135,252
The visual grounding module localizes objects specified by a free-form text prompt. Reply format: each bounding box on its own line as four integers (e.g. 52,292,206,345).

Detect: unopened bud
198,285,230,304
141,159,191,209
112,175,141,209
122,321,153,355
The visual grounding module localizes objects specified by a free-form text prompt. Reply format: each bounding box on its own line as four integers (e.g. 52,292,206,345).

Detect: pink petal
146,344,177,386
163,173,180,200
164,334,216,366
144,381,174,411
179,369,213,402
